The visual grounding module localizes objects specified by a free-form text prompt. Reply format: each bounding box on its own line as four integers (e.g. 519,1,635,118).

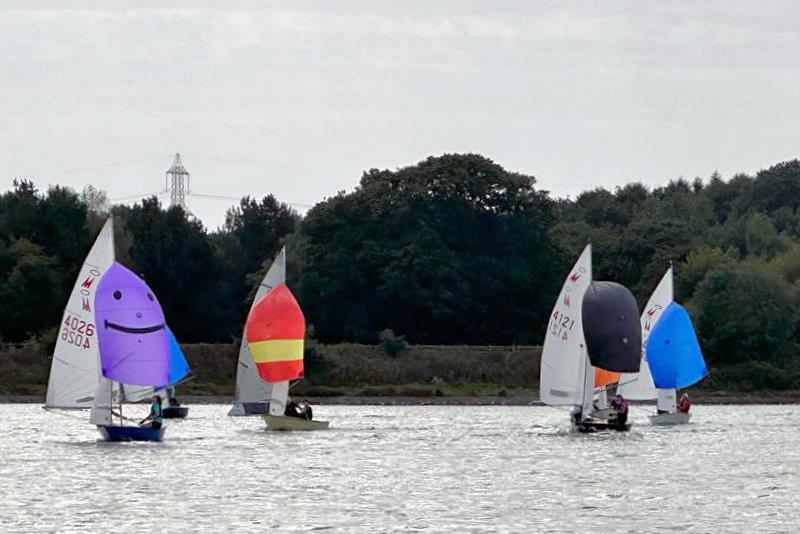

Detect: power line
189,192,313,209
110,192,168,202
55,154,173,176
94,154,315,211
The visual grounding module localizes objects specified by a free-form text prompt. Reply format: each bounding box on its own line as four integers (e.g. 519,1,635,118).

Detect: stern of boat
649,411,691,425
98,425,166,442
263,414,330,431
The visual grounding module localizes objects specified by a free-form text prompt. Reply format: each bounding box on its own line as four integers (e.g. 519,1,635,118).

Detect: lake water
1,404,798,533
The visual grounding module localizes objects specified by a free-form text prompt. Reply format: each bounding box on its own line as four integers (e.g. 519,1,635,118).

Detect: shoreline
8,392,800,405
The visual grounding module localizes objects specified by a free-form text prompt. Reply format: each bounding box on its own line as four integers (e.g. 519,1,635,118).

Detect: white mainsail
540,244,593,406
45,219,115,409
268,381,290,417
229,247,285,414
618,266,674,400
657,388,677,412
89,377,117,425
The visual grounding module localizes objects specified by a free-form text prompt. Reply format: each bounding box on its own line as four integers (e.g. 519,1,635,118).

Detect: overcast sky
2,1,799,228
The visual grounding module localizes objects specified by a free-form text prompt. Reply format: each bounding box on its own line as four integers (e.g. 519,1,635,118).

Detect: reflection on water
1,404,799,532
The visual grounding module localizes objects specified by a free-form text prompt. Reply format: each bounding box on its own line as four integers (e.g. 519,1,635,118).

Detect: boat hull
263,414,330,431
228,402,269,417
98,425,165,442
572,420,632,433
163,406,189,419
649,411,691,425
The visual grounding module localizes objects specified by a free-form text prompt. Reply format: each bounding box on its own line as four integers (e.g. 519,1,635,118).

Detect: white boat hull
649,411,691,425
263,414,330,431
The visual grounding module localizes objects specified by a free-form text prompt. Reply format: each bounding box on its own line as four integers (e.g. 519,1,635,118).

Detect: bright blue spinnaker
645,302,707,390
166,327,191,386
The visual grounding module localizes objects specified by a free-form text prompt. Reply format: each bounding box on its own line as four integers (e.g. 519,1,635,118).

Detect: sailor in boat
140,395,164,429
169,396,181,408
609,394,629,429
284,399,314,420
677,393,691,413
300,399,313,420
570,405,584,426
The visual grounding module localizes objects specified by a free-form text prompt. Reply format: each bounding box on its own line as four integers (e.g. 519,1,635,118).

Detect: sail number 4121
549,311,574,341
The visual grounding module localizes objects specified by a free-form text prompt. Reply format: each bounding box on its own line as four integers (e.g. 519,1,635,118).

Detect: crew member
677,393,691,413
140,396,163,429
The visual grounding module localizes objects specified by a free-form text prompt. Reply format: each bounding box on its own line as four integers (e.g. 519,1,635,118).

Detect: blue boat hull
98,425,166,442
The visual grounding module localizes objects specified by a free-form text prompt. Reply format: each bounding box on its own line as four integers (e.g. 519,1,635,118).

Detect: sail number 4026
61,315,95,349
549,311,574,341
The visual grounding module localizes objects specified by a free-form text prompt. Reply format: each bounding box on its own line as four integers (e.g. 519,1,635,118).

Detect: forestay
45,219,115,409
539,244,592,406
618,266,673,399
232,247,285,408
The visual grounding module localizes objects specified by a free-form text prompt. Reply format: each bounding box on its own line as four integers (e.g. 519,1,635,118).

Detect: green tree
0,239,62,341
215,195,299,321
298,154,563,344
122,197,230,342
691,261,798,365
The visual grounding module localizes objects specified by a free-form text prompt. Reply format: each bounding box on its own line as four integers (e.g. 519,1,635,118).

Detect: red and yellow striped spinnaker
245,284,305,383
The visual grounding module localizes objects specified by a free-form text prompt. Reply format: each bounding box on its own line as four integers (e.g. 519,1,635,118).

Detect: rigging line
188,192,313,209
110,192,169,202
54,154,174,176
180,154,276,167
43,408,87,421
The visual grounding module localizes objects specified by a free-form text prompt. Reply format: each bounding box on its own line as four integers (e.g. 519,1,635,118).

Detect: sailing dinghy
93,262,172,441
245,283,329,431
618,266,707,425
228,248,286,416
539,245,642,432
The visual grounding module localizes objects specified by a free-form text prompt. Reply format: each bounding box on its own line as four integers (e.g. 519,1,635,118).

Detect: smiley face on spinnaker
95,262,170,386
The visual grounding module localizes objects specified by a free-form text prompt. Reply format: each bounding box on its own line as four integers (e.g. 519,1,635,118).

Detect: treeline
3,154,800,386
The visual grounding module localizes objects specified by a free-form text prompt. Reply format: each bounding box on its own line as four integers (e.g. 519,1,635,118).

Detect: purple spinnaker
95,262,170,386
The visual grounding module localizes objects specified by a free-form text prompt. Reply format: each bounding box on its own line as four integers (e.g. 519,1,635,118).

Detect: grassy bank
3,340,800,402
0,341,537,399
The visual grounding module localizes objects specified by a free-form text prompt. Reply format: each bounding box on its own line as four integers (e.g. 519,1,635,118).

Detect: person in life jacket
300,399,313,420
283,398,314,420
570,405,584,426
140,395,163,429
677,393,691,413
610,394,628,427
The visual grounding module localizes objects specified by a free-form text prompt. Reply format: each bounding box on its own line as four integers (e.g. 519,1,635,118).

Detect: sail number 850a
61,315,95,349
549,311,575,341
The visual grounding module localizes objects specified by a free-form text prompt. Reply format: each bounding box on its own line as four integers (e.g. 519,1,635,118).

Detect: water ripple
0,404,799,532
